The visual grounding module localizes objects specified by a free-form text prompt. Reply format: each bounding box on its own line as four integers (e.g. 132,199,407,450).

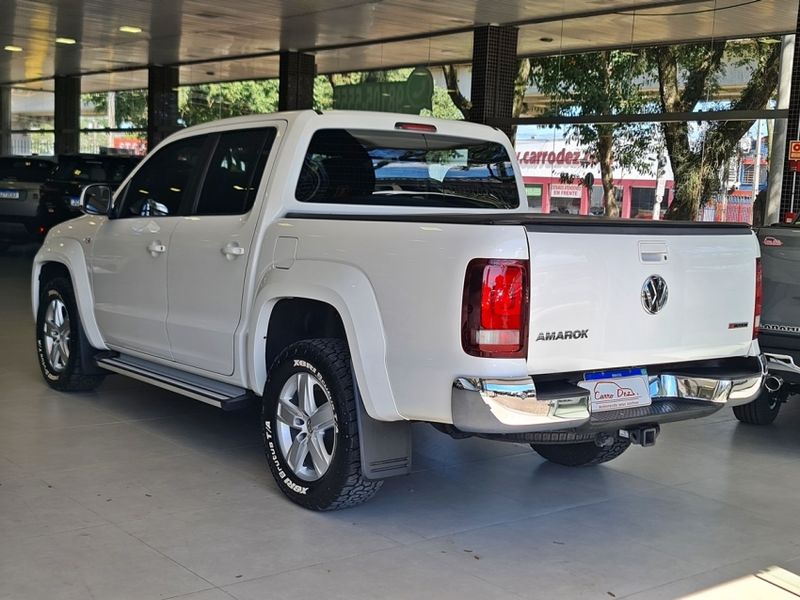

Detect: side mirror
80,184,112,216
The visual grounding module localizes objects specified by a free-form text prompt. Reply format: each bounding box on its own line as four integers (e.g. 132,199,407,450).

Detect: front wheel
531,438,631,466
733,388,781,425
36,277,104,392
262,338,382,510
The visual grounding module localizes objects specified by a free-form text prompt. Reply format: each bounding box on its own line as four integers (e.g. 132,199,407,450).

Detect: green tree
649,39,781,220
529,50,655,217
442,61,532,139
84,89,148,128
178,80,279,127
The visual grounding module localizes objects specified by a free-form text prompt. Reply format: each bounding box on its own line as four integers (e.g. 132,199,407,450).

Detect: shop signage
517,148,593,166
790,140,800,160
333,67,433,115
549,184,583,199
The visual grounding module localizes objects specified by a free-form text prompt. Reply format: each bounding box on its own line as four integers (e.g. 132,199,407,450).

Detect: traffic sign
789,140,800,160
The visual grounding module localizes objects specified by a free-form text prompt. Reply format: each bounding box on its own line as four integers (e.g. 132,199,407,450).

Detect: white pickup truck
32,110,766,510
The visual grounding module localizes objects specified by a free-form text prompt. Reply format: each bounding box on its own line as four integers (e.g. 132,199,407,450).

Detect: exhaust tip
764,376,783,394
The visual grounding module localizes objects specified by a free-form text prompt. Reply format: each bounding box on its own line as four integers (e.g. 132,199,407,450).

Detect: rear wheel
531,438,631,466
733,388,781,425
35,277,104,392
262,338,382,510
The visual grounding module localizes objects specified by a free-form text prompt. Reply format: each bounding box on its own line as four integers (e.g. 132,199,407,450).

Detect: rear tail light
754,257,762,339
462,259,529,358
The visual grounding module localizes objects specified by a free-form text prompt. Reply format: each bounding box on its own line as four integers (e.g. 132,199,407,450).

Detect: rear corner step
96,354,252,410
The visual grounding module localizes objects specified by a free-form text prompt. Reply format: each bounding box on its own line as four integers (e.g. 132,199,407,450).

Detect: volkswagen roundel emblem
641,275,669,315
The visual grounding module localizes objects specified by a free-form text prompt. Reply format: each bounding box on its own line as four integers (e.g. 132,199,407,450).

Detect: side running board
96,354,252,410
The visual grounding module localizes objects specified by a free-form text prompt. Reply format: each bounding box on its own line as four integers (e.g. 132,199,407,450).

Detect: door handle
147,240,167,257
222,242,245,260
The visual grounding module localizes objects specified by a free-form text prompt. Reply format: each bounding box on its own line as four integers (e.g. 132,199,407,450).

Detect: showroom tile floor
2,244,800,600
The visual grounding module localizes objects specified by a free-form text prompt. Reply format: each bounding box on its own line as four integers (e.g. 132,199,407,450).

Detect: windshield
0,158,54,182
52,157,137,184
295,128,519,209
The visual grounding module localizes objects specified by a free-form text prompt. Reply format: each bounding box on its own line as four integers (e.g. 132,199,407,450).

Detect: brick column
469,25,519,140
278,51,315,111
147,65,180,151
0,87,10,156
54,75,80,155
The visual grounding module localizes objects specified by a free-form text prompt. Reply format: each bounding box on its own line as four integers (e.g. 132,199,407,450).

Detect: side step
96,354,252,410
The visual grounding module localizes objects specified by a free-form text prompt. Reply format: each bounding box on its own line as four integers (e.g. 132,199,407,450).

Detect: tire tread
37,277,104,392
264,338,381,510
531,438,631,467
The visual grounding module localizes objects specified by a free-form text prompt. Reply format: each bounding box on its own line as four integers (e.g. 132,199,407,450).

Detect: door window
194,128,276,216
118,136,209,218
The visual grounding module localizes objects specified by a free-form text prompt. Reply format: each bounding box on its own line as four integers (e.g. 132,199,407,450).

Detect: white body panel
526,230,761,374
89,216,179,359
31,110,762,426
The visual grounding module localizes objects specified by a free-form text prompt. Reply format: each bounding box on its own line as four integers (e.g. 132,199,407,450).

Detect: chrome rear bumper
452,355,766,434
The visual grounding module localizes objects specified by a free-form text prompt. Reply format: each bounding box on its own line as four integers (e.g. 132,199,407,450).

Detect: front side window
295,129,519,209
118,136,208,218
194,128,276,216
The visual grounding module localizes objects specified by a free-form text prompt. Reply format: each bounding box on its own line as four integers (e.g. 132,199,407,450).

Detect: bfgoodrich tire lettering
262,338,382,510
36,277,104,392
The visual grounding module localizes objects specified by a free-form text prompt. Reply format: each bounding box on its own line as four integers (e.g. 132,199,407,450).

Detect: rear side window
119,136,208,218
295,129,519,209
194,128,276,216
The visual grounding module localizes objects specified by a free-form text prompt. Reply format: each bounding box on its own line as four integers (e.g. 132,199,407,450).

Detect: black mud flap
354,381,412,480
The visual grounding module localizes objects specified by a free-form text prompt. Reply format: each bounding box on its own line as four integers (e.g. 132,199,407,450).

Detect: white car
32,110,766,510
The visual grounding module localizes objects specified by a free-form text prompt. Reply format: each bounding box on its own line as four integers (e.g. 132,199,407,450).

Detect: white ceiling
0,0,795,92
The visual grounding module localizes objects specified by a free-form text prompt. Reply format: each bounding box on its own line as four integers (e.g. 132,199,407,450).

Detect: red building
515,139,674,218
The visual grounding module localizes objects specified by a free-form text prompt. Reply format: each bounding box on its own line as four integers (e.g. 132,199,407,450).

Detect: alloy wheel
275,372,338,482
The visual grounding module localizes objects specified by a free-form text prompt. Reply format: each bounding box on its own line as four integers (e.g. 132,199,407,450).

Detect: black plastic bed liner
283,212,752,235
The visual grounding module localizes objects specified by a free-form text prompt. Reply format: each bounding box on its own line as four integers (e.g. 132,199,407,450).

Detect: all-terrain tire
262,338,382,510
531,438,631,466
733,389,781,425
36,276,105,392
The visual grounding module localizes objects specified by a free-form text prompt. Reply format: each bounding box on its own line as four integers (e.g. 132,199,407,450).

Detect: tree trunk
653,42,780,220
509,59,532,144
442,66,471,119
597,125,618,216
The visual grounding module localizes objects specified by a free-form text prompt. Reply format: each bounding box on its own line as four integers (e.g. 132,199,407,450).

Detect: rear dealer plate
579,368,652,413
0,189,20,199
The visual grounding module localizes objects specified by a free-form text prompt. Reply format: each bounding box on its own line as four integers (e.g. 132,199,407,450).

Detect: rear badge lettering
761,323,800,334
535,329,589,342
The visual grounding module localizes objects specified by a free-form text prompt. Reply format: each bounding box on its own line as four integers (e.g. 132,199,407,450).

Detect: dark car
0,156,56,245
39,154,140,231
734,214,800,425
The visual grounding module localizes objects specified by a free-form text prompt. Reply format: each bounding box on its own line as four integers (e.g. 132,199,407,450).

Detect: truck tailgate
525,222,759,375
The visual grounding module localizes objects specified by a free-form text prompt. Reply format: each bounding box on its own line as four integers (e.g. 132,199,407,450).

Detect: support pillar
469,25,519,140
766,36,793,225
147,65,179,151
780,11,800,222
278,51,315,111
0,87,10,156
54,75,80,155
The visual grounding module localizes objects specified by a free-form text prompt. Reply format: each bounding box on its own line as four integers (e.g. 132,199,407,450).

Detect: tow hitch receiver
621,425,660,447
